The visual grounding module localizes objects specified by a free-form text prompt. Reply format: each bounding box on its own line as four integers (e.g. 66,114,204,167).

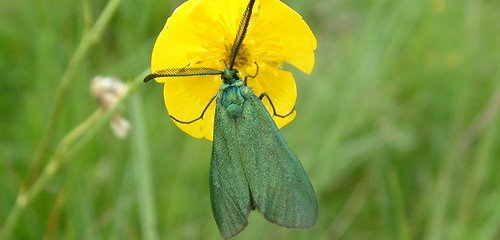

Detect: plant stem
28,0,123,187
130,93,159,240
0,70,148,240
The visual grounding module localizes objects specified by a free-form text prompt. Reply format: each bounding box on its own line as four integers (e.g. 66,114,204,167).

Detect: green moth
210,68,318,238
145,0,318,238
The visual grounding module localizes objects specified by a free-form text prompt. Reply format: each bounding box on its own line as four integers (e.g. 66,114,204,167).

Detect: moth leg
169,94,217,124
243,62,259,85
258,93,295,118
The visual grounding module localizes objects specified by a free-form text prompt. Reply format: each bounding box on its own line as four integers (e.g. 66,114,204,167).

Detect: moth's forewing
238,86,318,228
210,87,251,239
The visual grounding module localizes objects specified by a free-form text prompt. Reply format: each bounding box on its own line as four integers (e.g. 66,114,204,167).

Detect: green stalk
0,70,148,239
29,0,123,186
130,93,159,240
387,166,411,240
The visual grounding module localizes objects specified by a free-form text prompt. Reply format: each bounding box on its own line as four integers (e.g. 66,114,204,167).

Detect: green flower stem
1,110,102,240
130,94,159,240
0,70,148,240
30,0,123,186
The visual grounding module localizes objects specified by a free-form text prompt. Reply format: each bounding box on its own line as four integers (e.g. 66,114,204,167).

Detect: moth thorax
222,86,245,119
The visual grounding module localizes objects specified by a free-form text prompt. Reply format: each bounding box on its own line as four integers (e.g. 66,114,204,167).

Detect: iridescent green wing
238,86,318,228
210,93,251,239
210,84,318,239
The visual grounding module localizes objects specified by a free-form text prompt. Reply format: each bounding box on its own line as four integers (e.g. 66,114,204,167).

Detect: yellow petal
151,0,199,74
152,0,224,140
163,74,220,139
250,0,317,74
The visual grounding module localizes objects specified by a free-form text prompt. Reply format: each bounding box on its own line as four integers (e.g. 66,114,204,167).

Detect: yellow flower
150,0,316,140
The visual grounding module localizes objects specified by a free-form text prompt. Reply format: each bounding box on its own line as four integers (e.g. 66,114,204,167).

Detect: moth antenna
229,0,256,69
144,67,222,82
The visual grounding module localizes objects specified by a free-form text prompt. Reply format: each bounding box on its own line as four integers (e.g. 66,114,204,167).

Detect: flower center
226,43,252,70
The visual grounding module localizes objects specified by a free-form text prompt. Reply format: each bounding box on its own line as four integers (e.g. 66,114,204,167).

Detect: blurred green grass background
1,0,499,239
